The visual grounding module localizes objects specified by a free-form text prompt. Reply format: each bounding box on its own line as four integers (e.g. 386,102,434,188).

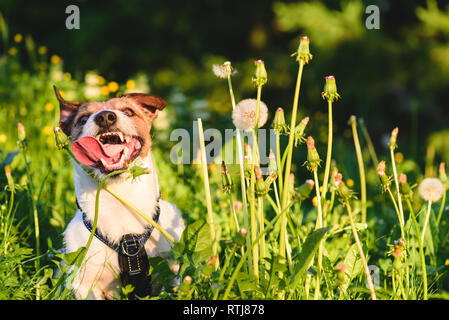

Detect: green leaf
148,256,176,286
171,219,213,276
341,243,363,292
290,227,330,285
56,246,86,266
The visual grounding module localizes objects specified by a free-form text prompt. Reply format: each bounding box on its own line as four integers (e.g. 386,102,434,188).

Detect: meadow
1,8,449,300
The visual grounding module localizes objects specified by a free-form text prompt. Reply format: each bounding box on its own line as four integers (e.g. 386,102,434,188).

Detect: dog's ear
53,85,82,135
121,93,166,122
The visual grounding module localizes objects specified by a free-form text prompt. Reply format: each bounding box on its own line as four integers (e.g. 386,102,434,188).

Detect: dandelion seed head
212,61,234,79
232,98,268,131
418,178,445,202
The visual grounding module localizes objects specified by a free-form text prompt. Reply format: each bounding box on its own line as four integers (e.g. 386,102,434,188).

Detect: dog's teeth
117,132,124,142
125,136,130,143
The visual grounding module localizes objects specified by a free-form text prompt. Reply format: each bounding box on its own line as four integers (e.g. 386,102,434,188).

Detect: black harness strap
76,198,160,299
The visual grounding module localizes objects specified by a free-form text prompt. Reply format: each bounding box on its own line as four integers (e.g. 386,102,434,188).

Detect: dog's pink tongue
72,136,124,166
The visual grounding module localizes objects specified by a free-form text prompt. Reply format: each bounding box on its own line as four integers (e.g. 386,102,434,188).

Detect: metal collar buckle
120,235,142,257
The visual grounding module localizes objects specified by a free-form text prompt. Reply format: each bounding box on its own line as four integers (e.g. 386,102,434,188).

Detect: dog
54,86,185,299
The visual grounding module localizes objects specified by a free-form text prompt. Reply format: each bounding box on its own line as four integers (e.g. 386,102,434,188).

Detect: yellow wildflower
346,178,355,188
100,86,110,96
445,259,449,266
45,103,54,112
14,34,23,43
50,55,62,64
0,134,7,143
395,152,404,163
42,126,53,136
38,46,47,55
126,79,136,90
312,196,318,207
97,76,105,85
63,72,71,80
8,47,17,56
107,81,119,92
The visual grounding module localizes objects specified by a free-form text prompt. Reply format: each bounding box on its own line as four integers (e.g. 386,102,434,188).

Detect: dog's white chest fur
63,154,185,299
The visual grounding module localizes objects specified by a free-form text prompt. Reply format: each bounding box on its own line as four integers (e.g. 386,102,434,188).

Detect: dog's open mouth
72,132,142,172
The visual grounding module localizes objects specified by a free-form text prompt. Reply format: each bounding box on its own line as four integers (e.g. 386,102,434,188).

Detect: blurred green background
2,0,449,172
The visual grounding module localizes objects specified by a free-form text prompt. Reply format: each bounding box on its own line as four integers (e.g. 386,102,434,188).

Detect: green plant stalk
421,199,432,245
21,146,40,300
350,118,367,224
212,244,238,300
258,196,266,259
276,131,283,195
228,192,239,232
313,169,324,300
386,187,402,235
321,100,333,201
358,118,379,168
390,148,405,233
280,59,305,258
221,199,295,300
437,190,447,226
197,118,218,266
249,170,259,280
344,202,377,300
227,74,251,266
405,198,428,300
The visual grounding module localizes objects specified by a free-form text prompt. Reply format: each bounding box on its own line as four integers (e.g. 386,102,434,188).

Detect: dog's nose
94,110,117,128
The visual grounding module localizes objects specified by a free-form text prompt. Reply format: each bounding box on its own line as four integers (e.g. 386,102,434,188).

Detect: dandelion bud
255,166,268,197
252,60,267,86
389,127,399,150
4,166,14,190
336,263,346,286
321,76,340,103
127,165,150,180
272,108,287,133
221,162,233,193
293,36,313,64
334,173,356,204
54,126,70,150
296,179,314,200
439,162,448,186
306,136,321,172
178,275,193,299
17,122,26,142
233,228,248,247
233,201,242,213
398,173,413,199
267,150,277,175
294,116,309,147
377,160,391,192
244,143,252,156
243,155,252,179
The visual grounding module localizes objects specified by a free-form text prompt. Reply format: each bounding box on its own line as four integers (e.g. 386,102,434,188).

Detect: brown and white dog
54,86,185,299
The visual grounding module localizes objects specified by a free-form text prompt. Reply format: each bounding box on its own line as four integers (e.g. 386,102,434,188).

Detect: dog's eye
77,115,89,125
123,108,135,117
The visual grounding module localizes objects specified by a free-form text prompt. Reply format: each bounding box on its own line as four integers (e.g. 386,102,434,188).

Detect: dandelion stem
405,198,428,300
321,100,333,201
390,148,405,233
221,200,295,300
350,116,367,224
313,169,323,299
344,201,377,300
421,199,433,245
437,190,447,226
227,74,251,263
197,118,218,267
280,59,305,258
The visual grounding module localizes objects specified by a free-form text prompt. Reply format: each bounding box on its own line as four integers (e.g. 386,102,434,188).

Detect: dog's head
54,85,166,174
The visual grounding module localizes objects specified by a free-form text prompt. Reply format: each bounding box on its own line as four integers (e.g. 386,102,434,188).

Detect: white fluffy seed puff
232,99,268,132
418,178,445,202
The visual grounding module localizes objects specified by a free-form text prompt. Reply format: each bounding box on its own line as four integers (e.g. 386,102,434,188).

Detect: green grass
1,27,449,300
